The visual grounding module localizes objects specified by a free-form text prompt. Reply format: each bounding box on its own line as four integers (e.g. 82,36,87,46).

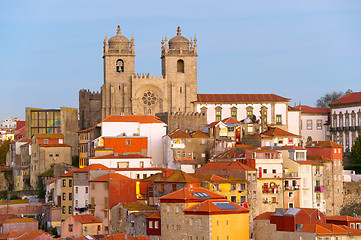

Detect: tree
351,136,361,166
316,89,353,107
0,140,10,165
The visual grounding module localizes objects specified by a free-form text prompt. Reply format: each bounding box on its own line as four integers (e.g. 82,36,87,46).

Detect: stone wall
79,89,102,130
343,182,361,209
156,112,207,134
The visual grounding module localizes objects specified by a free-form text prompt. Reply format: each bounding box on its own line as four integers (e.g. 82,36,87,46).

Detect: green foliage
0,140,10,165
72,155,79,167
316,89,352,107
351,136,361,166
10,194,21,200
4,171,13,191
0,190,7,200
37,176,46,199
340,203,361,218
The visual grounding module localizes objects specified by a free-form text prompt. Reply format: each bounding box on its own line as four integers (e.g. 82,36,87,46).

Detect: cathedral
79,26,199,130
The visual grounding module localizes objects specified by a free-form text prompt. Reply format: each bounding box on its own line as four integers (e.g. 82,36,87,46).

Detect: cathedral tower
101,26,135,119
161,26,198,112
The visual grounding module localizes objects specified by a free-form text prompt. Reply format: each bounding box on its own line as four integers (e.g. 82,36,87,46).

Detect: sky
1,0,361,121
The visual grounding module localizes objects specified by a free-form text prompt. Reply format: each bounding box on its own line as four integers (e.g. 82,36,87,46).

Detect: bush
10,194,21,200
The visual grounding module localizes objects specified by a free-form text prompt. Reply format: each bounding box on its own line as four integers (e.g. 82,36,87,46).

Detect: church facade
79,25,298,136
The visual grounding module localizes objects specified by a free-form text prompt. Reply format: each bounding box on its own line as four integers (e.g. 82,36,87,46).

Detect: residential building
61,214,103,237
60,169,75,221
89,153,152,169
146,211,161,240
78,125,101,168
0,218,38,234
327,215,361,229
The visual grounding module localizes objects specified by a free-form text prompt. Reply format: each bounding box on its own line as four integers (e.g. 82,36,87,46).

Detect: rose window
142,91,157,106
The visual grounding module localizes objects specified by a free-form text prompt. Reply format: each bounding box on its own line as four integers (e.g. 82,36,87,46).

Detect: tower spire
177,26,181,36
116,25,121,35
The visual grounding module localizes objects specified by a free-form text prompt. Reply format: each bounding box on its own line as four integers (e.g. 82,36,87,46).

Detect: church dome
168,26,189,50
108,26,130,50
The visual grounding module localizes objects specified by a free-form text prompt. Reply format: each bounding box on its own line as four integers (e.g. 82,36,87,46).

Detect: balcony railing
284,185,300,191
315,186,324,192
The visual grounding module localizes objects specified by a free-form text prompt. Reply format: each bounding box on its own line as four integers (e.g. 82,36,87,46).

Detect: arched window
177,59,184,73
116,59,124,73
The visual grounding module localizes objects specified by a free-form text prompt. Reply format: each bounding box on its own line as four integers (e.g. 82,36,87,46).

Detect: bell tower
102,26,135,119
161,27,198,112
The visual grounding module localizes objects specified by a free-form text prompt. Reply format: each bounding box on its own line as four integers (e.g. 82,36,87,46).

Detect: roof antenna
178,16,180,27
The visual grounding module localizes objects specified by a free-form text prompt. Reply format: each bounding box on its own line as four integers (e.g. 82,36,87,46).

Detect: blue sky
1,0,361,121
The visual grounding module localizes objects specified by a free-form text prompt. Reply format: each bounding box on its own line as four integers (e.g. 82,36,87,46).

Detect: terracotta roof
191,130,209,138
38,143,71,147
102,233,152,240
0,230,52,240
102,115,164,124
306,141,343,148
90,153,150,159
331,92,361,105
90,173,131,182
261,127,299,137
327,215,361,222
121,202,157,211
174,158,200,165
190,173,231,183
301,223,361,235
307,155,332,163
160,187,225,203
290,105,330,114
184,199,249,215
206,121,219,128
33,133,64,139
112,167,165,171
147,211,161,219
254,212,273,220
17,137,31,143
2,217,37,224
212,145,256,160
198,161,256,171
60,169,78,177
295,160,323,166
143,170,199,183
221,117,240,124
168,129,191,138
76,163,110,171
131,212,154,217
71,214,102,224
197,94,289,103
77,126,96,133
273,146,306,150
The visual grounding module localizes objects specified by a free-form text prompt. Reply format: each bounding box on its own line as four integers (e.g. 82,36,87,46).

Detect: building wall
2,220,38,234
73,172,90,215
211,213,249,240
79,90,102,130
89,157,151,169
61,176,73,221
61,216,102,237
183,214,210,240
156,112,207,133
300,113,329,145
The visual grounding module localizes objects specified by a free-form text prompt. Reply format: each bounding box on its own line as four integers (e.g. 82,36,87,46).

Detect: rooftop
159,187,225,203
306,141,343,148
168,129,191,138
90,173,131,182
143,170,199,183
102,115,164,124
90,153,150,159
198,161,256,171
184,199,249,215
33,133,64,139
261,127,299,138
197,94,289,103
331,92,361,105
71,214,102,224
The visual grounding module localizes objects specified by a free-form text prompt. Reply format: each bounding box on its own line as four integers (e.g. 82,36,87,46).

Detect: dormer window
177,59,184,73
44,139,48,144
116,59,124,72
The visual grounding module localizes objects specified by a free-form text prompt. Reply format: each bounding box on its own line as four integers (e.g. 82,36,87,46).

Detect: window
231,196,236,203
215,107,222,122
85,187,88,193
49,153,53,157
316,193,320,200
69,193,72,200
69,224,73,232
176,205,180,212
317,120,323,130
125,139,131,146
171,183,177,192
69,206,72,214
231,107,237,120
155,221,159,229
62,206,65,214
91,183,95,190
177,59,184,73
307,120,312,130
288,202,294,208
271,197,277,203
190,218,194,226
351,223,355,228
97,225,101,231
263,169,267,174
230,184,236,191
276,115,282,125
62,193,66,200
63,179,66,187
159,183,165,192
167,205,171,213
149,221,153,228
288,192,294,198
76,200,78,207
356,223,360,229
140,161,144,168
116,59,124,72
75,187,78,193
69,179,72,187
213,184,220,191
44,139,48,144
261,106,268,124
199,218,202,226
240,184,245,190
246,106,253,119
272,169,276,174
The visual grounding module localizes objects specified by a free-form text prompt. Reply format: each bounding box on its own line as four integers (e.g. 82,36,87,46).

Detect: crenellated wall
156,111,207,133
79,89,102,130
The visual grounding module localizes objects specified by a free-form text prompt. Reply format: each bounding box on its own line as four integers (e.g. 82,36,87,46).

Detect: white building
330,92,361,152
196,94,300,135
0,117,20,129
101,115,167,166
89,153,152,169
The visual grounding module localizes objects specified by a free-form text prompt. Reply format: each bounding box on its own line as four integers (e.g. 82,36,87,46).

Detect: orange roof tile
71,214,102,224
147,211,161,219
168,129,191,138
261,127,299,137
184,199,249,215
143,170,199,183
102,115,164,124
190,173,231,183
60,169,78,177
295,160,323,166
327,215,361,222
191,130,209,138
198,161,256,171
290,105,330,114
90,173,131,182
38,143,71,147
90,153,150,159
33,133,64,139
307,155,332,163
75,163,110,171
17,137,31,143
274,146,306,150
306,141,343,148
331,92,361,105
221,117,240,124
120,202,157,211
160,187,225,203
197,94,289,103
0,230,51,240
254,212,273,220
174,158,200,165
2,218,37,224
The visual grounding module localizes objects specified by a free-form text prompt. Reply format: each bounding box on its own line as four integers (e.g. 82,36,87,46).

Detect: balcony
330,127,336,132
315,186,324,192
284,185,300,191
